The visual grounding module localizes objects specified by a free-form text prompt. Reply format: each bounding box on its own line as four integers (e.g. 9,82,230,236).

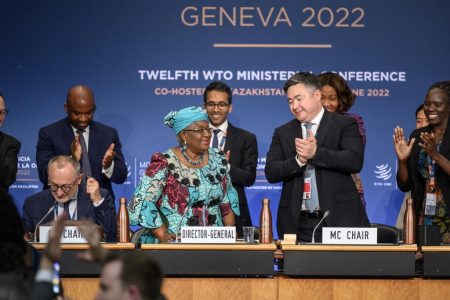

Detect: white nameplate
180,226,236,243
322,227,377,244
39,225,87,243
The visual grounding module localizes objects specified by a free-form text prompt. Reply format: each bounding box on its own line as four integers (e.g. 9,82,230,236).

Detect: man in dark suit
265,72,369,243
0,92,21,191
203,81,258,237
23,155,117,242
36,85,127,198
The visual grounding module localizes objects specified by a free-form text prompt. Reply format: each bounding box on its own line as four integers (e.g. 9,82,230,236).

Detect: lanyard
427,142,441,183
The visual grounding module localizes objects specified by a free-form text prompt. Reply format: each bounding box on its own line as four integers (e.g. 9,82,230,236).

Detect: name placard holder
322,227,377,244
180,226,236,243
39,225,87,243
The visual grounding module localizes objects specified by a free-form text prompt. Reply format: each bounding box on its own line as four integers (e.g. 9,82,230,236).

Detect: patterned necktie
212,129,221,148
303,122,319,212
76,129,92,176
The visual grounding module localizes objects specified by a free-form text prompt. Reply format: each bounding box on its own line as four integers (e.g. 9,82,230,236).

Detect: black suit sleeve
229,133,258,187
22,197,35,234
36,128,55,185
0,136,20,188
265,127,304,183
94,189,117,242
312,118,364,174
109,128,127,184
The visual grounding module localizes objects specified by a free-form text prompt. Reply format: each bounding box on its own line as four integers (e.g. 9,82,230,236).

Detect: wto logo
373,163,392,187
375,164,392,180
125,162,132,178
123,161,132,185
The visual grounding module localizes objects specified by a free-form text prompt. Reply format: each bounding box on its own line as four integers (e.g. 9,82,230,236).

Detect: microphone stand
34,203,57,242
311,210,330,244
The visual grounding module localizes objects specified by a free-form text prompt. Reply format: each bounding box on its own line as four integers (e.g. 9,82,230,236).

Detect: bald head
64,85,96,129
66,85,95,106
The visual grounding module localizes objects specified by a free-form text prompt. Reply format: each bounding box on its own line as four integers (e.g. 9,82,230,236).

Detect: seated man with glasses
22,155,117,242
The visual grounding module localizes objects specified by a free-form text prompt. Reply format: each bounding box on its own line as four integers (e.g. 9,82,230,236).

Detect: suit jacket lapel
290,120,303,154
88,122,99,165
315,110,333,147
63,119,76,151
224,123,237,153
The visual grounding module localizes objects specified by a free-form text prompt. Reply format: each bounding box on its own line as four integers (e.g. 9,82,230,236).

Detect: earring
182,140,187,150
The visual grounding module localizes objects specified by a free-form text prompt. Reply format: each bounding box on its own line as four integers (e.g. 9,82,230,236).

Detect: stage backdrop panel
1,1,449,238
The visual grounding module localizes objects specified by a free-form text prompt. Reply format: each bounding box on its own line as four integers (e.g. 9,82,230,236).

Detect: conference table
31,243,450,300
422,246,450,277
282,244,416,277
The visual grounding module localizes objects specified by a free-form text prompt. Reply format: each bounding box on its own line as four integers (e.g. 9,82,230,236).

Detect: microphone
311,210,330,244
174,205,190,242
34,203,56,242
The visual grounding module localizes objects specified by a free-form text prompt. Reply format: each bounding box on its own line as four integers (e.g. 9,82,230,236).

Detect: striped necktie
212,129,221,148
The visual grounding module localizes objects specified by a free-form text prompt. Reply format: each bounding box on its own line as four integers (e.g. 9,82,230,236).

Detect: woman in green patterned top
128,106,239,243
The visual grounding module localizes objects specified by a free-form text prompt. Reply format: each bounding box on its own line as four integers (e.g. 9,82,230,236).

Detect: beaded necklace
181,148,204,166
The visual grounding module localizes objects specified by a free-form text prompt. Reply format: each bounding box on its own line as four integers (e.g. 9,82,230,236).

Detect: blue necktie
76,129,92,176
212,129,221,148
304,122,319,212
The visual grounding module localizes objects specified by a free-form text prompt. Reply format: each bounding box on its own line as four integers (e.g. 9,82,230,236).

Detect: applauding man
36,85,127,198
265,72,369,243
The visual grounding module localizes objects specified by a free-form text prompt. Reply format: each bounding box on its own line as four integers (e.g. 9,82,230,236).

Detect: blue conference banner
1,1,449,238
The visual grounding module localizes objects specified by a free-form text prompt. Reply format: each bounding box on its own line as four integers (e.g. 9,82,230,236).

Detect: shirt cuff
102,161,115,178
295,154,307,167
35,269,54,283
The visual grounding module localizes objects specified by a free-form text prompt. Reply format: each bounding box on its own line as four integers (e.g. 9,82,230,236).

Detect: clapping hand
419,131,439,159
225,150,231,162
102,143,115,169
393,126,415,161
295,130,317,164
70,134,82,161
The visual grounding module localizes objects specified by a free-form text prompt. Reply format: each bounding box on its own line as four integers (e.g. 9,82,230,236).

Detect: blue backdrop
2,1,450,238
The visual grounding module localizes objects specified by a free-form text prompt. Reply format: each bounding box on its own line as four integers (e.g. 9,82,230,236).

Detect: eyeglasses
183,127,214,136
205,102,229,110
48,177,79,194
0,110,9,116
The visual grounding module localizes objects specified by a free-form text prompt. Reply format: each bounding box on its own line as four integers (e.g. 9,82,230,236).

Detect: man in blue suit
36,85,127,198
23,155,117,242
